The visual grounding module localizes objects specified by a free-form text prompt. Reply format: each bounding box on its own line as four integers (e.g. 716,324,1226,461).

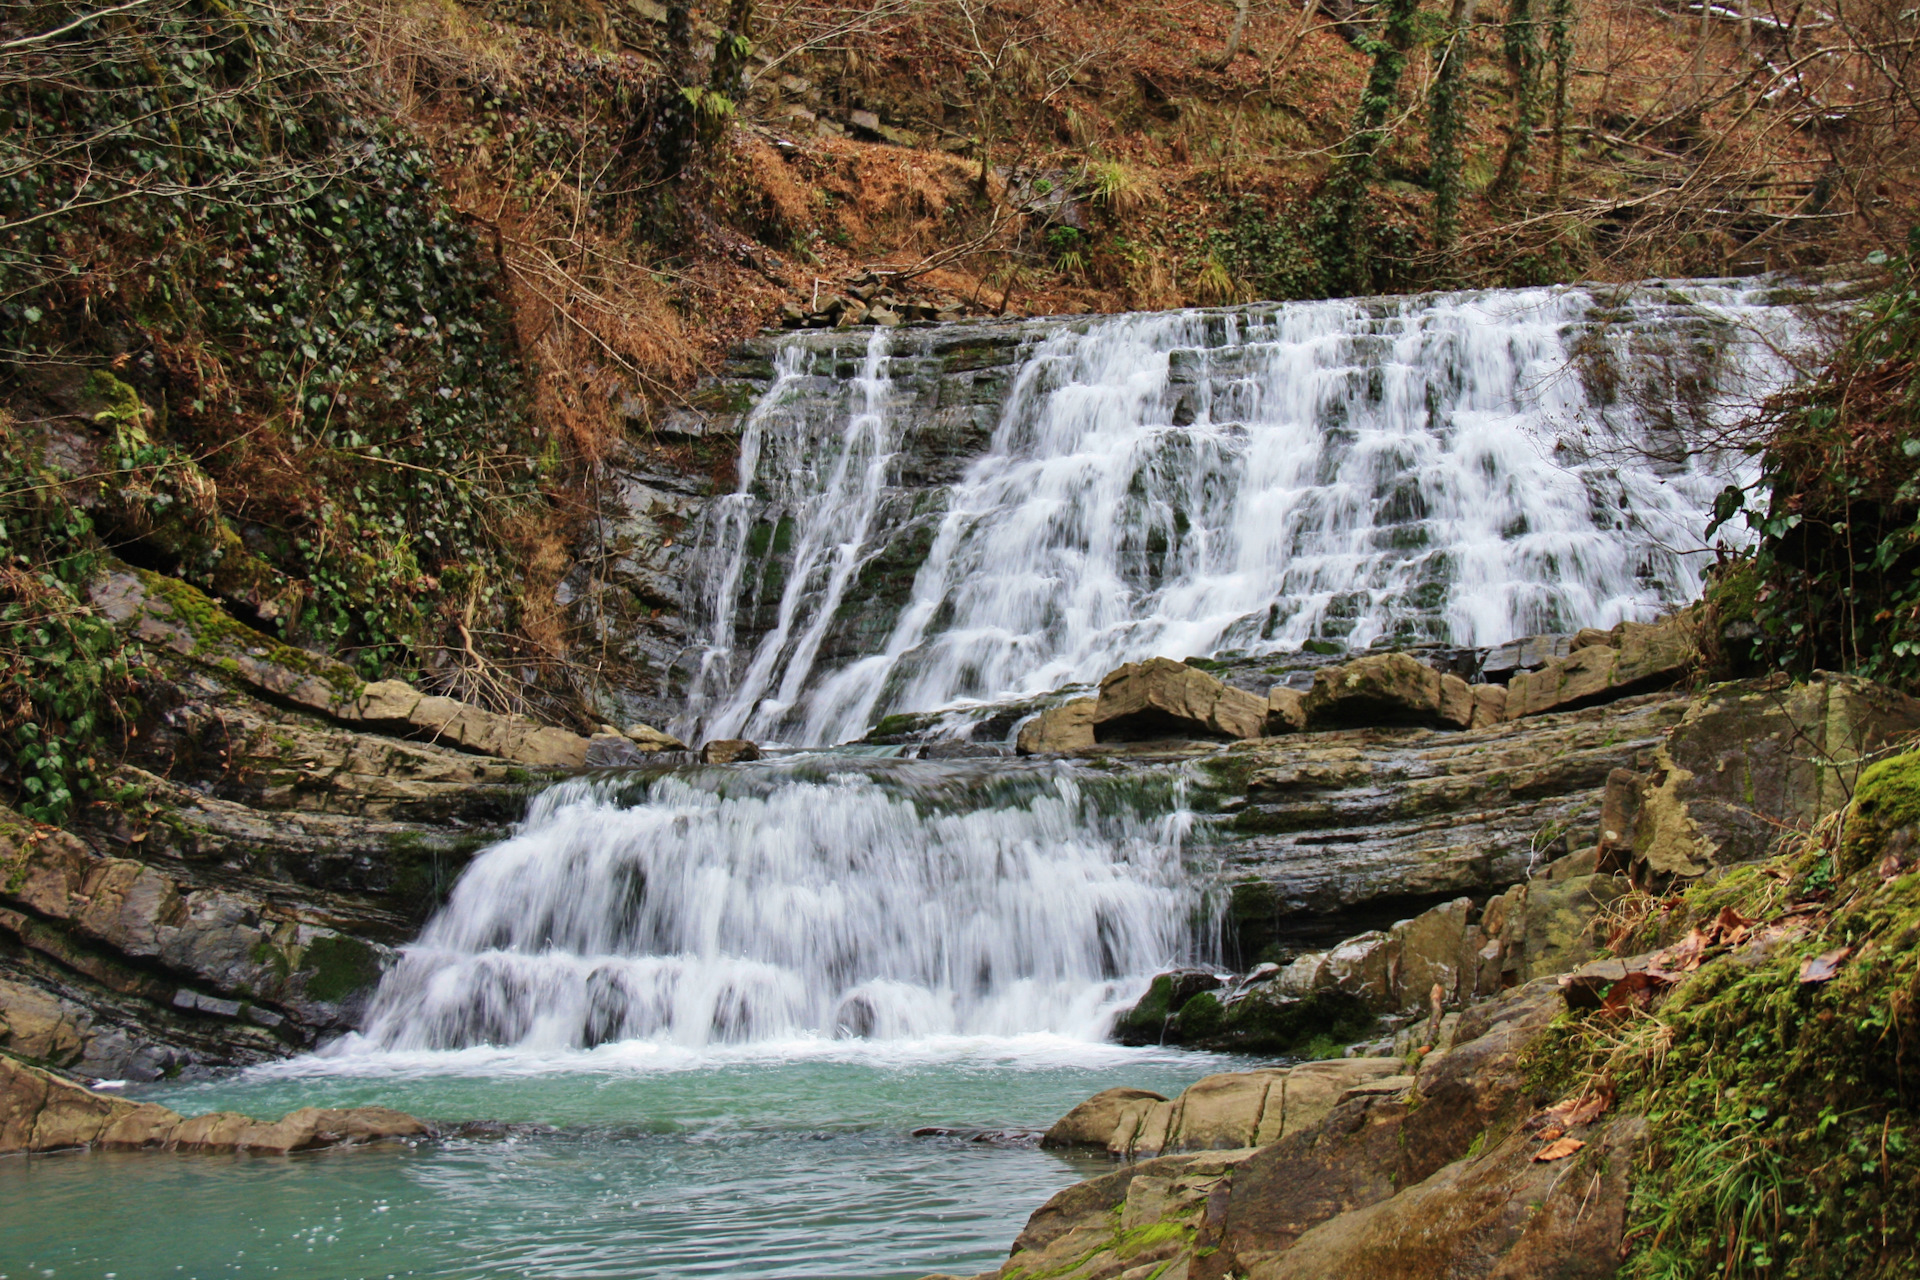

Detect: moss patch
298,934,386,1002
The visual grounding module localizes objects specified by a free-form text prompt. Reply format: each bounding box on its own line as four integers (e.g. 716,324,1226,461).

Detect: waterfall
678,279,1813,747
356,760,1206,1052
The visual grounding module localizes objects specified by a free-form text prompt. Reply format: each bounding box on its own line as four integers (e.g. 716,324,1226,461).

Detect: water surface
0,1038,1247,1280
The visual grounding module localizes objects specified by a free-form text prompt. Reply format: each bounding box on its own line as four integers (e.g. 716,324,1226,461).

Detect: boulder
1110,969,1225,1043
0,979,86,1067
1267,687,1308,734
1301,653,1457,729
624,723,688,752
1094,658,1268,741
1504,613,1696,719
1015,698,1097,755
1056,1059,1409,1160
701,739,763,764
1041,1086,1167,1149
1438,674,1473,729
1468,683,1507,728
585,733,647,767
0,1055,428,1154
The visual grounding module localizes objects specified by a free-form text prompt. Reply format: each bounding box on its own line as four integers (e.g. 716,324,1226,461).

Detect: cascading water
355,759,1207,1053
679,279,1815,747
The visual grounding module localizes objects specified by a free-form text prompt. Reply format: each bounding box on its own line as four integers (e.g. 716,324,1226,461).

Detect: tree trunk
1546,0,1575,198
1205,0,1254,68
1487,0,1541,202
1428,0,1479,261
1320,0,1423,294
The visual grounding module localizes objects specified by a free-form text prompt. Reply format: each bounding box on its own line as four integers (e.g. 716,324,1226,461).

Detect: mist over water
680,280,1809,747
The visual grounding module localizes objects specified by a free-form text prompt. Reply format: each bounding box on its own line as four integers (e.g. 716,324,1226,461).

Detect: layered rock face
0,564,611,1081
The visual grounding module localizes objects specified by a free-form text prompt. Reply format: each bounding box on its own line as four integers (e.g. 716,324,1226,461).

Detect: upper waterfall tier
355,759,1207,1052
678,280,1815,747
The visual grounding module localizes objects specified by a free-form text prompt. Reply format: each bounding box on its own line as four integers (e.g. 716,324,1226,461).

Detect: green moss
1576,755,1920,1279
1112,974,1177,1043
1170,990,1225,1039
136,566,365,701
249,938,294,982
1842,751,1920,875
1114,1220,1193,1259
299,934,385,1002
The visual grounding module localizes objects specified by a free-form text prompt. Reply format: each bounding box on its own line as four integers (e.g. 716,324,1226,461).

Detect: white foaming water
352,760,1207,1055
681,280,1813,746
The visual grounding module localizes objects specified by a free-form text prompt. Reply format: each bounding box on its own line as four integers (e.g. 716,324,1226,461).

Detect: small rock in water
585,733,647,768
701,739,763,764
624,723,689,752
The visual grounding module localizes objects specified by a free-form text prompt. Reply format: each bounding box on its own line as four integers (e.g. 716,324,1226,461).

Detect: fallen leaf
1535,1126,1566,1142
1652,928,1710,975
1545,1084,1615,1128
1708,906,1755,947
1534,1137,1586,1162
1799,946,1851,984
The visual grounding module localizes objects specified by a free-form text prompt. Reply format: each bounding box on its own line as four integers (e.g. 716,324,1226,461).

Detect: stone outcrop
702,739,763,763
1623,672,1920,883
0,1054,426,1154
2,565,547,1079
1044,1060,1411,1160
1265,687,1307,734
949,978,1606,1280
92,564,591,769
1119,861,1629,1057
1503,613,1697,720
1094,658,1268,742
1015,698,1098,754
1214,690,1693,951
0,813,391,1067
1300,653,1472,730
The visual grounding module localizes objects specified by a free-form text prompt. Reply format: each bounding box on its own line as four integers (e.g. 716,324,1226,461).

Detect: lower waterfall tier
354,759,1212,1053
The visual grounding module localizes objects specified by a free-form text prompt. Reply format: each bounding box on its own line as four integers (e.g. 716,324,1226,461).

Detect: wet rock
1301,653,1466,729
1014,698,1097,755
1266,687,1307,734
1111,969,1225,1043
1479,634,1572,683
0,1055,428,1154
0,810,392,1039
1094,658,1268,742
1504,614,1696,719
701,739,763,764
624,723,689,752
585,733,647,767
1217,692,1692,951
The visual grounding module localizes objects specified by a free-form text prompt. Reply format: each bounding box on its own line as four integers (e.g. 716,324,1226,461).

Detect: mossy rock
1842,750,1920,876
298,934,387,1003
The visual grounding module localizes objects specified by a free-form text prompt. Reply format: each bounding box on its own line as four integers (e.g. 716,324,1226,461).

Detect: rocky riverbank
0,563,698,1083
926,636,1920,1278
